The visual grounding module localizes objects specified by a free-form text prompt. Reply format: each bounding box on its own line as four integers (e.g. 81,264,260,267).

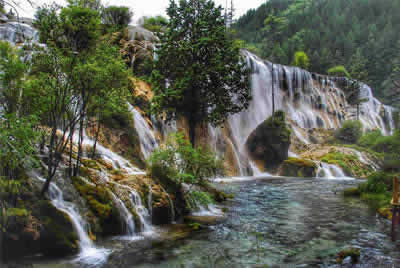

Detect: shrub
359,171,393,194
148,132,223,186
102,6,132,30
292,51,310,69
335,120,362,144
358,130,383,148
327,65,350,78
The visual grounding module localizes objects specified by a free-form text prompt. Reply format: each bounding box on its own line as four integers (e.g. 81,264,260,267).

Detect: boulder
280,157,318,177
246,111,291,169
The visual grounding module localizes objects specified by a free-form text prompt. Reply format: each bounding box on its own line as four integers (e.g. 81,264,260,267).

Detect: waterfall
148,185,153,219
130,190,153,233
317,162,352,180
0,21,38,45
207,51,395,176
69,129,146,175
32,174,110,265
127,103,159,159
109,192,136,236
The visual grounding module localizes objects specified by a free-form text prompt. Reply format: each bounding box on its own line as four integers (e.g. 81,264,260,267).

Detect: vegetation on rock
280,157,317,178
246,110,291,170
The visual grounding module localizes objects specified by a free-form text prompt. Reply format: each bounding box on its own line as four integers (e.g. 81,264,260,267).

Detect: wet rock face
245,111,291,169
3,200,79,260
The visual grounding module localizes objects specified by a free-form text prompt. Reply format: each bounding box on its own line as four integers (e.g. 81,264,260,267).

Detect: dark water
15,177,400,267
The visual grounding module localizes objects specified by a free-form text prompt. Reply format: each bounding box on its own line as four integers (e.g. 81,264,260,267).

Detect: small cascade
70,129,145,175
109,192,136,236
127,103,159,159
0,21,38,45
33,174,110,265
130,190,153,233
317,162,351,179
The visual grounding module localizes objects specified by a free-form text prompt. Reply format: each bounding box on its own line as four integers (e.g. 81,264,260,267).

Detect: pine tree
151,0,251,146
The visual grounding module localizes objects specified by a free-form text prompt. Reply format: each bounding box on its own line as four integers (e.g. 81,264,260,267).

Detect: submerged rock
246,111,291,170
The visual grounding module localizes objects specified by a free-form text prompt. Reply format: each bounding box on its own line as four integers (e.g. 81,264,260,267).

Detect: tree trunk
188,117,196,147
74,116,84,177
91,119,101,159
68,125,74,178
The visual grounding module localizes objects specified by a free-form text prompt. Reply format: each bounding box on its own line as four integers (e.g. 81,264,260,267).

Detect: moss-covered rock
35,201,79,257
280,157,318,177
246,111,291,170
337,248,360,264
72,176,123,236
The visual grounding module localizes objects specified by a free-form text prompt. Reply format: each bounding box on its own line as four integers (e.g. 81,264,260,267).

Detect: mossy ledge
279,157,318,178
72,176,124,236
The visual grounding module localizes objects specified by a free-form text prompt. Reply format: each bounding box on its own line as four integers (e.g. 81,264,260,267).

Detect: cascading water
110,192,136,236
127,103,158,159
33,174,110,265
0,21,38,45
130,190,153,233
317,162,352,180
209,51,395,176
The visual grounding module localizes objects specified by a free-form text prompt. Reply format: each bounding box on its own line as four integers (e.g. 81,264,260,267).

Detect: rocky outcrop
246,111,291,170
280,157,318,177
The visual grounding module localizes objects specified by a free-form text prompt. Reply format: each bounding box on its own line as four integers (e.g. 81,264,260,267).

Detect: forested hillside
233,0,400,108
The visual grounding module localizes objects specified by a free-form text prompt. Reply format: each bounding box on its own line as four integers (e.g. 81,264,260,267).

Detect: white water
0,21,38,45
70,129,146,175
208,51,394,176
128,103,158,159
130,190,153,233
317,162,353,180
110,192,136,236
33,174,110,266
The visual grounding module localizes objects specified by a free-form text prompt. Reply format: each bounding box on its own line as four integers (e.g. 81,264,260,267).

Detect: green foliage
327,65,350,78
102,6,132,31
334,120,363,144
320,152,370,177
148,132,223,186
151,0,251,144
358,130,383,148
185,191,214,210
359,171,394,194
292,51,309,69
142,15,168,33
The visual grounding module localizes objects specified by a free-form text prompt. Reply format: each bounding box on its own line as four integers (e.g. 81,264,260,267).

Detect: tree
292,51,310,69
151,0,251,146
102,6,132,30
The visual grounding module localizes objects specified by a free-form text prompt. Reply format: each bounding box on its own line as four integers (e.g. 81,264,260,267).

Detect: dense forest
233,0,400,108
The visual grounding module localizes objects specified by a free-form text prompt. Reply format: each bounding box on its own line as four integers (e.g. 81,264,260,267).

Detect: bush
358,130,383,148
327,65,350,78
102,6,132,30
148,132,223,186
335,120,362,144
359,171,393,194
292,51,310,69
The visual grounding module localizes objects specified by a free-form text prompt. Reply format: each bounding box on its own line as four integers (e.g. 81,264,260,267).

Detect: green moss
280,157,318,178
285,157,317,168
72,176,123,236
320,152,372,177
81,158,102,170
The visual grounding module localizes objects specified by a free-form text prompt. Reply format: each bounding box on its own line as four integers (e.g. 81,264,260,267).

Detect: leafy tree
335,120,363,144
102,6,132,31
151,0,251,145
0,42,27,115
292,51,309,69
